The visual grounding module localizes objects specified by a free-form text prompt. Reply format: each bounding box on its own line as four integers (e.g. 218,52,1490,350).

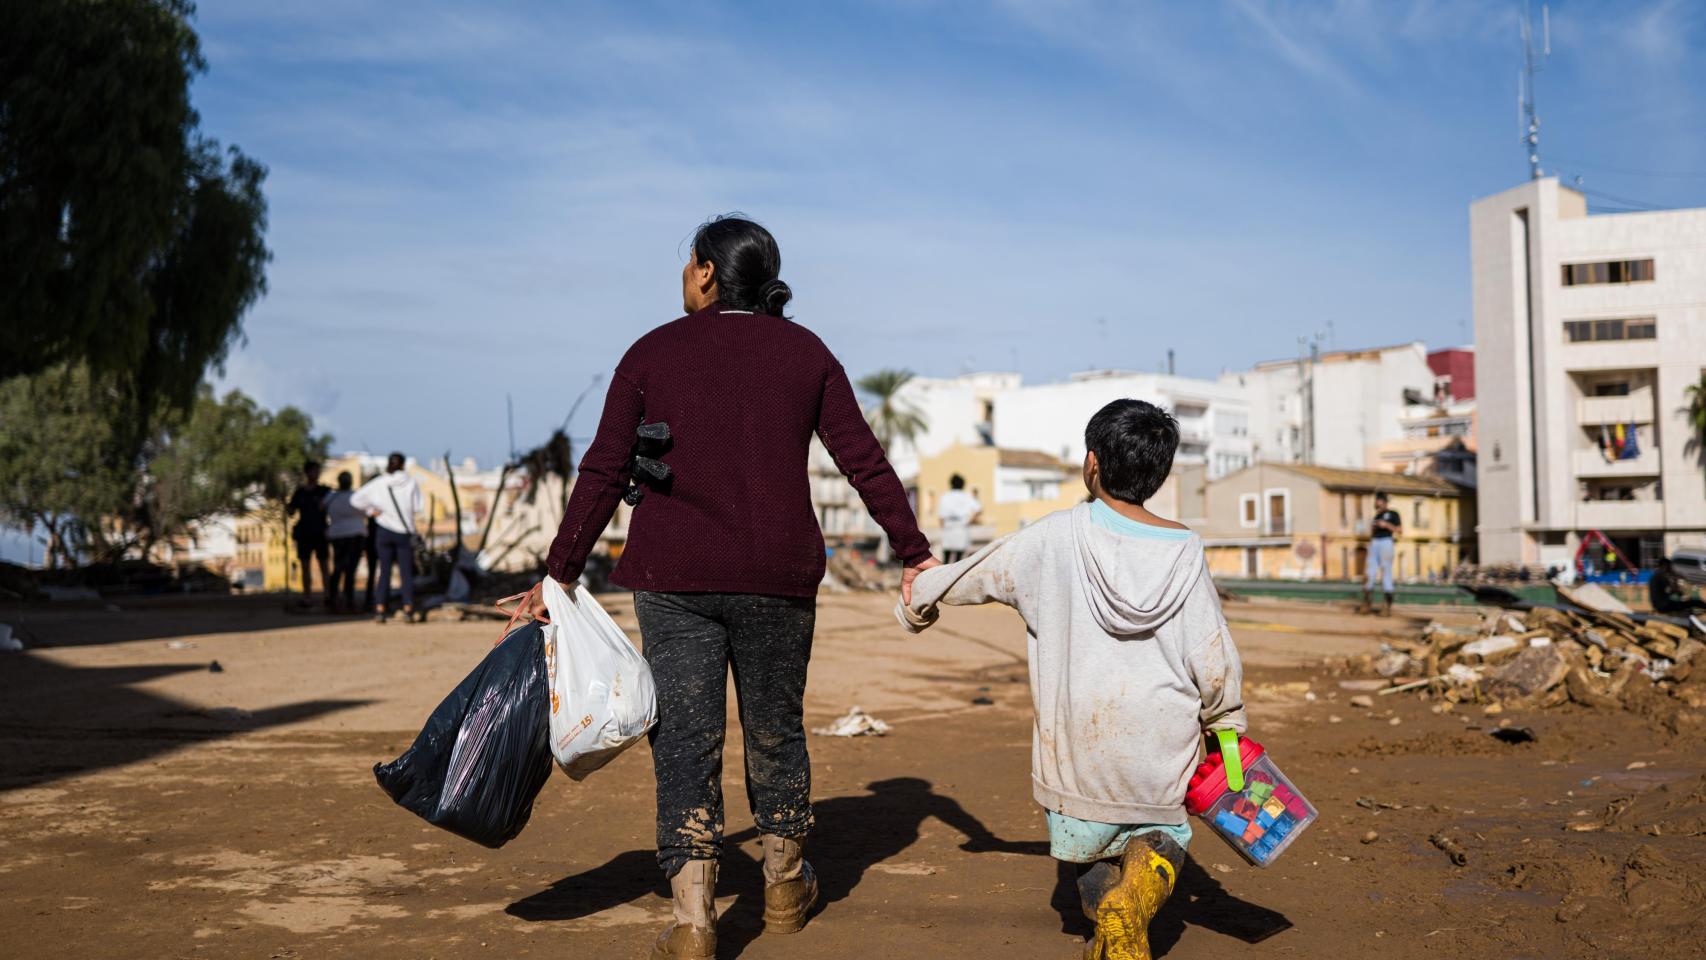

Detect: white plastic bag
539,576,657,780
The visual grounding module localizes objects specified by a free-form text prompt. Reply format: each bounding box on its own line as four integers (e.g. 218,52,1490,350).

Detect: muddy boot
650,860,717,960
1076,859,1122,923
1084,834,1184,960
1382,593,1394,617
761,834,818,934
1357,589,1373,615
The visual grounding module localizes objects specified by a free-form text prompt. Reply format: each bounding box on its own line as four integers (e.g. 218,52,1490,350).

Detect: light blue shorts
1046,811,1192,864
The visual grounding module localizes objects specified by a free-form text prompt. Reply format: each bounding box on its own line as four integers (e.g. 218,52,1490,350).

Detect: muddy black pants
634,591,816,879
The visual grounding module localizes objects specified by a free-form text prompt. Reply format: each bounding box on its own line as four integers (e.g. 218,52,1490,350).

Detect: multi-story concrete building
1223,343,1437,469
1471,177,1706,570
993,371,1254,480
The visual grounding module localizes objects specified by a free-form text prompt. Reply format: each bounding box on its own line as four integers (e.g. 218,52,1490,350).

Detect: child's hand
902,557,941,605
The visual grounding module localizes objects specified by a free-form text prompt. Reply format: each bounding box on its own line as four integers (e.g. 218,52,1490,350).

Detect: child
897,398,1246,960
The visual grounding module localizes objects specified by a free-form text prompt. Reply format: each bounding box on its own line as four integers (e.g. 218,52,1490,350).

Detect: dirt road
2,592,1702,959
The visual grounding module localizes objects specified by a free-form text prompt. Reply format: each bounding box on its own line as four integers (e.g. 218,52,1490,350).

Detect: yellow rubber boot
1084,837,1180,960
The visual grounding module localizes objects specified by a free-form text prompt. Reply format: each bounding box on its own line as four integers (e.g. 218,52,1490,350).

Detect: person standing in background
351,452,424,623
936,473,982,564
324,471,366,613
285,461,331,608
1361,492,1402,616
362,516,379,611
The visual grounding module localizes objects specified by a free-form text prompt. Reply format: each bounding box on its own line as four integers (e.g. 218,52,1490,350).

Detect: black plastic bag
373,621,553,848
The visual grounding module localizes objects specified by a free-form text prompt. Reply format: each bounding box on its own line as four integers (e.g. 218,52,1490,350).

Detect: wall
1428,348,1476,402
1226,344,1435,469
992,372,1253,479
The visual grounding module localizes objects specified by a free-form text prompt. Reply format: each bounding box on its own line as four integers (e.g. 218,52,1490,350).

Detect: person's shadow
507,776,1040,953
507,776,1289,957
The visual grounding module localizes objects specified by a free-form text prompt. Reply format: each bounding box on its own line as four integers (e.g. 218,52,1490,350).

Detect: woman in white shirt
350,452,424,622
936,473,982,563
323,471,368,612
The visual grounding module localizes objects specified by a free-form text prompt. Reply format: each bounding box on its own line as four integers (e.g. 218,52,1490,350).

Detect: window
1339,493,1349,528
1413,498,1428,529
1564,317,1657,342
1239,493,1259,528
1264,489,1290,536
1561,259,1654,286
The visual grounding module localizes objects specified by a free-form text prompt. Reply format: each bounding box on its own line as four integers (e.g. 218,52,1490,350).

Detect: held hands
902,556,942,605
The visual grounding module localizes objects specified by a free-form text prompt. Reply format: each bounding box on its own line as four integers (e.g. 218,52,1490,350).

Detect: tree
138,387,330,559
0,366,326,565
0,366,131,567
1,0,269,413
1686,371,1706,465
856,369,929,451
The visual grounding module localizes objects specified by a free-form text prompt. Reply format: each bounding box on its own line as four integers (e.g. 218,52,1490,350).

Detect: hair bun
759,278,792,316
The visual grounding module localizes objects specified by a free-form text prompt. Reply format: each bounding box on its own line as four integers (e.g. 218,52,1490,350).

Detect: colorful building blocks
1183,735,1318,868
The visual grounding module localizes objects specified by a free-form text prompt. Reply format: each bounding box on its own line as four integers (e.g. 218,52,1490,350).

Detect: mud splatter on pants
634,591,816,879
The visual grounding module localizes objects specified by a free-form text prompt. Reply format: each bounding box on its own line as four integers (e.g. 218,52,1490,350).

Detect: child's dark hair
1084,399,1178,505
692,214,792,318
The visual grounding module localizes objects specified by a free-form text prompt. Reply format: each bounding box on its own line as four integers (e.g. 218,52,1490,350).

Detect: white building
1471,177,1706,569
882,372,1021,479
1222,342,1437,470
992,371,1254,480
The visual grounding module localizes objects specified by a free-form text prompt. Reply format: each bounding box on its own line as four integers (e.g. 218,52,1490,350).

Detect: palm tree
1685,372,1706,465
856,368,928,452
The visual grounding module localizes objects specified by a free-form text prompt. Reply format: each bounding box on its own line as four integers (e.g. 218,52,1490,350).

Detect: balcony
1573,446,1661,478
1576,499,1664,530
1577,391,1654,426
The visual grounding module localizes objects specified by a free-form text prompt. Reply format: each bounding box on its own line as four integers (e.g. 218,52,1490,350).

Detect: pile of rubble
1362,605,1706,714
824,550,901,592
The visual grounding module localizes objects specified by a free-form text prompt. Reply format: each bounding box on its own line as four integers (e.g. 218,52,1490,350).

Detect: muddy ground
2,591,1703,959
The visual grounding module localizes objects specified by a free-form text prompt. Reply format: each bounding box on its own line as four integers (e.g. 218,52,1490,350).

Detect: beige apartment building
1186,463,1470,581
1471,178,1706,570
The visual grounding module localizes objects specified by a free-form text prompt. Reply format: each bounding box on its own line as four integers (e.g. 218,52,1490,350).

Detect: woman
530,215,938,959
350,452,423,623
323,470,367,613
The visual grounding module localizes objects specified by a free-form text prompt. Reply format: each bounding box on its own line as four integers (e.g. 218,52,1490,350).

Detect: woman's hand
902,557,942,605
524,582,551,623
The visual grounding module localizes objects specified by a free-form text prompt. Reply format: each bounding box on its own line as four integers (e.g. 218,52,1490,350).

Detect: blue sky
188,0,1706,467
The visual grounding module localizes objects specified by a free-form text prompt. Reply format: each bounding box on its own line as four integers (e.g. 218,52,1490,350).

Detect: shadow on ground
0,653,370,791
509,776,1042,954
1049,855,1293,954
1,592,369,649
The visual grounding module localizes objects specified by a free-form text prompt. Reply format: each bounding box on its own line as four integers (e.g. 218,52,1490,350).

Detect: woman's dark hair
1084,399,1178,505
338,470,354,490
949,474,966,490
692,214,791,318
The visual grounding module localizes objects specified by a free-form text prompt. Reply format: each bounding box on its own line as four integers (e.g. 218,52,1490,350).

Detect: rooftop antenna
1519,1,1550,179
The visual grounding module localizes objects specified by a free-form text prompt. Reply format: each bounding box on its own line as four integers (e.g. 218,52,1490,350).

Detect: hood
1070,502,1207,637
381,471,413,487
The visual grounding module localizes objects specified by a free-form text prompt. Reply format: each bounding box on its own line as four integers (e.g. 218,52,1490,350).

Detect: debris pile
824,550,901,592
1348,605,1706,718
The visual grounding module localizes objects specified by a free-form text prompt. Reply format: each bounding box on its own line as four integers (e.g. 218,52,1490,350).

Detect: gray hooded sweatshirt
896,502,1246,825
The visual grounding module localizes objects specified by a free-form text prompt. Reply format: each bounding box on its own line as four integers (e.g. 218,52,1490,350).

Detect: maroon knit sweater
545,305,933,597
